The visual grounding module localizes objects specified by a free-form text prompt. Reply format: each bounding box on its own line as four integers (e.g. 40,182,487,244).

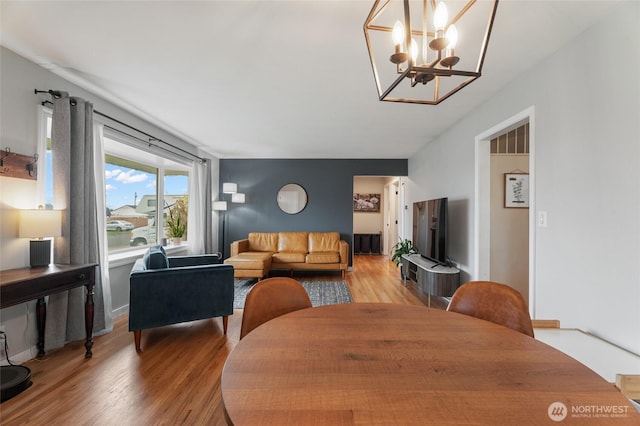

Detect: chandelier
364,0,498,105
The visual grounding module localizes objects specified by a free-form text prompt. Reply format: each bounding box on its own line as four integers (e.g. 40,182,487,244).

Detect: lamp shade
231,193,245,203
213,201,228,211
19,209,62,239
222,182,237,194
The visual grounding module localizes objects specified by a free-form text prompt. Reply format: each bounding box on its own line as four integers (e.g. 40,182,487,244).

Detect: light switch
538,211,547,228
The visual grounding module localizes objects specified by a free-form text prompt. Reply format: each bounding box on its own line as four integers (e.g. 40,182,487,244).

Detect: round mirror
277,184,308,214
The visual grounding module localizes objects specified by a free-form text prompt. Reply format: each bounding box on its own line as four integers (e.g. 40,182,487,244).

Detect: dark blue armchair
128,247,234,352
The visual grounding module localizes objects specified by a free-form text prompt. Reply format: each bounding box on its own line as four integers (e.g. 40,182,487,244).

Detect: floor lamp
216,182,246,259
213,201,227,259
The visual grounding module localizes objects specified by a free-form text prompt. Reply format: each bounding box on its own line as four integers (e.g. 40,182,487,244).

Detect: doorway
474,107,536,317
489,124,530,304
353,176,400,257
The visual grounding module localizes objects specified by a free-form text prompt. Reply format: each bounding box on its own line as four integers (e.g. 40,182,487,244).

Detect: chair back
240,277,312,339
447,281,534,337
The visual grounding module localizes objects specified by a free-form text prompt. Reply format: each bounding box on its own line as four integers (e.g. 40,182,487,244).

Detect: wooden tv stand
401,254,460,306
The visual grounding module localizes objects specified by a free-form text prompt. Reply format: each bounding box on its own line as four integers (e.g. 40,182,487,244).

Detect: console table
401,253,460,306
0,263,97,358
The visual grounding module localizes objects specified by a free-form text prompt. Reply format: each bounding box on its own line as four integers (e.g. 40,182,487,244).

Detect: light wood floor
0,255,448,425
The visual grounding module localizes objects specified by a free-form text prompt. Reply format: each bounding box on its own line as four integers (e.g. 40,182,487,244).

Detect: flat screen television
413,197,448,265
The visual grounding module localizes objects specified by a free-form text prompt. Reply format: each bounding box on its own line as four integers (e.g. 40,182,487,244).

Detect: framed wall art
353,193,381,213
504,173,529,208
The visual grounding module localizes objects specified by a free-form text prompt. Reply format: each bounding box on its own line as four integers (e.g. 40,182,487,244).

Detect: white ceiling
1,1,621,159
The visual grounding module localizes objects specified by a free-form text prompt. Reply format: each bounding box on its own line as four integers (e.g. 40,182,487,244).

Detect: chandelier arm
363,25,385,98
367,0,391,24
434,76,478,104
414,68,480,78
365,24,435,38
422,0,428,65
403,0,411,66
450,0,477,27
476,0,499,73
380,68,412,101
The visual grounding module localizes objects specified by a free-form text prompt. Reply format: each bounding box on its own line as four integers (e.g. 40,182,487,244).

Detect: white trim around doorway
474,106,537,318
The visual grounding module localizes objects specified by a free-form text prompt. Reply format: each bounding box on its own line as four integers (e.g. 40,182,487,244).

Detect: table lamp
19,208,62,267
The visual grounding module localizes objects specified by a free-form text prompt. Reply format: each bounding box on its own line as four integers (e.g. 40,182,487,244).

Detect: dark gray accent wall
219,159,408,265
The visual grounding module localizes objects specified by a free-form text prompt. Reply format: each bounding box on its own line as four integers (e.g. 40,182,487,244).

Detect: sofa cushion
248,232,279,252
224,252,273,270
308,232,340,253
306,252,340,264
143,245,169,270
278,232,309,253
273,252,307,263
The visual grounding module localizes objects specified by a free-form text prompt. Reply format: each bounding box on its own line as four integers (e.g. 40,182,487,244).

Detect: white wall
407,3,640,354
0,47,213,361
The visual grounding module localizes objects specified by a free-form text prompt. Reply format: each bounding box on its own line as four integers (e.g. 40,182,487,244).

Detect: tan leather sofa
224,232,348,280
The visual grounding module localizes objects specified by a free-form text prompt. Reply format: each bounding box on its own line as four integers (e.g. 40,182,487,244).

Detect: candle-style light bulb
434,2,448,31
446,24,458,49
390,19,409,66
441,24,460,68
392,20,405,50
410,38,419,64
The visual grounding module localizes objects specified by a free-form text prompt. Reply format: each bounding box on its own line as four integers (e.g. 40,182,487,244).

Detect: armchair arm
168,254,222,267
339,240,349,267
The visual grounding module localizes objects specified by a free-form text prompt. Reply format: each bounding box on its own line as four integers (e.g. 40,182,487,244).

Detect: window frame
37,106,193,259
103,127,191,255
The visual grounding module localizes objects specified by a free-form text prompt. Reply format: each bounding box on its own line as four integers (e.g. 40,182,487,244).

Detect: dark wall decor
219,159,408,266
353,193,381,213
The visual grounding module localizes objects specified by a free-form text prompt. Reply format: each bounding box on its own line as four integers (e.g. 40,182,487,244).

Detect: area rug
233,279,353,309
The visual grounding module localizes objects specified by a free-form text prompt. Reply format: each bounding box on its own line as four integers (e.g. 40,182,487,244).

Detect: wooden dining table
221,303,639,425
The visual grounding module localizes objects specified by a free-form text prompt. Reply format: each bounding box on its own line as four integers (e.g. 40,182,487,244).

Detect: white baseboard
112,305,129,319
0,307,129,367
0,345,38,366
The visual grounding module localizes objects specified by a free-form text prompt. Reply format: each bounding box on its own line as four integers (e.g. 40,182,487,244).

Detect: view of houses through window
42,110,190,254
104,150,189,253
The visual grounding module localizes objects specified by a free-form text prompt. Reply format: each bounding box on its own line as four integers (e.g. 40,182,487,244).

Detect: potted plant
391,239,417,276
166,197,188,244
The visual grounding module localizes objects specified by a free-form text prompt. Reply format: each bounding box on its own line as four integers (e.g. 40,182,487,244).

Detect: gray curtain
46,92,111,350
203,159,214,253
187,158,214,255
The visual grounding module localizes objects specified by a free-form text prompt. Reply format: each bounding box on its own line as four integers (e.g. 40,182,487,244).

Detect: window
39,107,191,255
105,154,158,251
104,132,190,253
164,172,189,242
39,108,53,208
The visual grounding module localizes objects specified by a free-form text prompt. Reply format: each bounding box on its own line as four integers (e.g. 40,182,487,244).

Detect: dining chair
240,277,312,339
447,281,535,337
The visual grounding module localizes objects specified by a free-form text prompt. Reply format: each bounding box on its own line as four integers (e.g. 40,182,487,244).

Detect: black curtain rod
103,124,199,164
35,89,205,163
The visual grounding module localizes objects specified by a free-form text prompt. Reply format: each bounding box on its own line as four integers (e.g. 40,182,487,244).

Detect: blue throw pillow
143,245,169,270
